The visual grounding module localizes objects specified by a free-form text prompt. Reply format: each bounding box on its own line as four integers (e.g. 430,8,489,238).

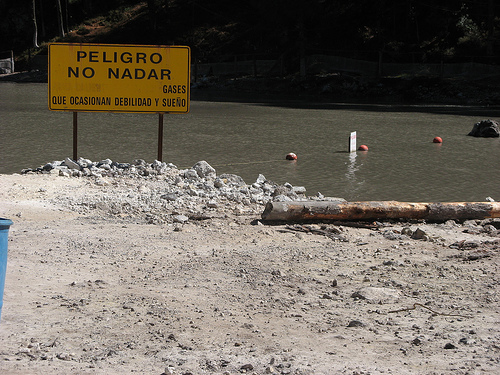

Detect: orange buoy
358,145,369,151
286,153,297,160
433,137,443,143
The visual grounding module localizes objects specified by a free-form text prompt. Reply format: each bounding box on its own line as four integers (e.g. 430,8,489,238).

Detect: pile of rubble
22,158,314,224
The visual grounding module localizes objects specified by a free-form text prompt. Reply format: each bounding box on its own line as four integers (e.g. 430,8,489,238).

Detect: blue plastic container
0,218,13,321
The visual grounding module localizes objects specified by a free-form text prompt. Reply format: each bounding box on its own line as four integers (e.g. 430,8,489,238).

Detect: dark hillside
1,1,500,104
59,3,152,45
3,1,500,65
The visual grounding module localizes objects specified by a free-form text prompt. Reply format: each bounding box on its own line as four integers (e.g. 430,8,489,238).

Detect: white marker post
349,131,357,152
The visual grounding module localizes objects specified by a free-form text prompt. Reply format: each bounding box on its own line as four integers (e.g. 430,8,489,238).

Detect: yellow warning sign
48,43,190,113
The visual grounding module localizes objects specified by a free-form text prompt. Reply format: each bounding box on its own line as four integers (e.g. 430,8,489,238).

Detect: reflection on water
1,82,499,202
345,151,364,198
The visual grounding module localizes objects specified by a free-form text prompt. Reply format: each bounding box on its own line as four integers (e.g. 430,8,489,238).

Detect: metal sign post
73,112,78,160
158,113,164,162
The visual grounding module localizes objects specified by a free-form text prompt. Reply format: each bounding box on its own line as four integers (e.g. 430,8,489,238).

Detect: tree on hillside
55,0,65,37
32,0,39,48
0,0,498,66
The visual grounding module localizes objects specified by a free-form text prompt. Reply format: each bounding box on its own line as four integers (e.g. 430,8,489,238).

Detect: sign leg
158,113,164,162
73,112,78,160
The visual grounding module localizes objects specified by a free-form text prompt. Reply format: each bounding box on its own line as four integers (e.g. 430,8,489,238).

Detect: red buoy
433,137,443,143
286,153,297,160
358,145,369,151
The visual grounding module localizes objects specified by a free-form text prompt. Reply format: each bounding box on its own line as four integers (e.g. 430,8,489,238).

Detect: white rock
63,157,81,170
192,160,216,179
173,214,189,223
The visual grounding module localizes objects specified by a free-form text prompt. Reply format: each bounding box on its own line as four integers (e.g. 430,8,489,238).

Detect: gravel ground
0,161,499,375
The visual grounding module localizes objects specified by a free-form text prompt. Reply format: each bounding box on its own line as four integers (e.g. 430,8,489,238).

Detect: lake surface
1,82,499,202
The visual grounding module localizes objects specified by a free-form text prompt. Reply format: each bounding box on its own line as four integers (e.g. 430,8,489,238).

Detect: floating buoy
286,153,297,160
358,145,369,151
433,137,443,143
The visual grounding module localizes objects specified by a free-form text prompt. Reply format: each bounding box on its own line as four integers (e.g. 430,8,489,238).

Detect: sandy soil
0,173,499,375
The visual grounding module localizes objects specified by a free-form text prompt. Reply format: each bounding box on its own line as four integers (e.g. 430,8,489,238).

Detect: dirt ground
0,173,499,375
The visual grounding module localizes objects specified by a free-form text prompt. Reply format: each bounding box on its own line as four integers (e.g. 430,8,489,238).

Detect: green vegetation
1,1,499,73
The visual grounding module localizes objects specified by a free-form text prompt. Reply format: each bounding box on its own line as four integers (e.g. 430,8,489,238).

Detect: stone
272,194,293,202
42,163,54,171
292,186,307,194
272,269,286,277
172,214,189,223
262,183,273,192
192,160,216,179
59,169,71,177
56,352,72,360
207,200,218,208
411,228,428,240
183,169,199,180
468,119,500,137
255,174,266,185
351,286,401,304
78,158,93,167
401,227,413,236
272,185,298,199
182,169,199,180
219,173,246,186
114,162,129,169
214,178,226,188
151,160,163,168
383,230,404,240
187,187,199,196
95,178,110,186
63,157,81,170
347,320,365,327
411,337,423,346
459,337,475,345
449,240,479,249
99,158,112,165
161,193,178,201
483,224,496,234
240,364,254,371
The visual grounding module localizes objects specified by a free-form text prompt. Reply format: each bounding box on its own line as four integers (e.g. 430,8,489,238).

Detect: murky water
1,82,499,202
